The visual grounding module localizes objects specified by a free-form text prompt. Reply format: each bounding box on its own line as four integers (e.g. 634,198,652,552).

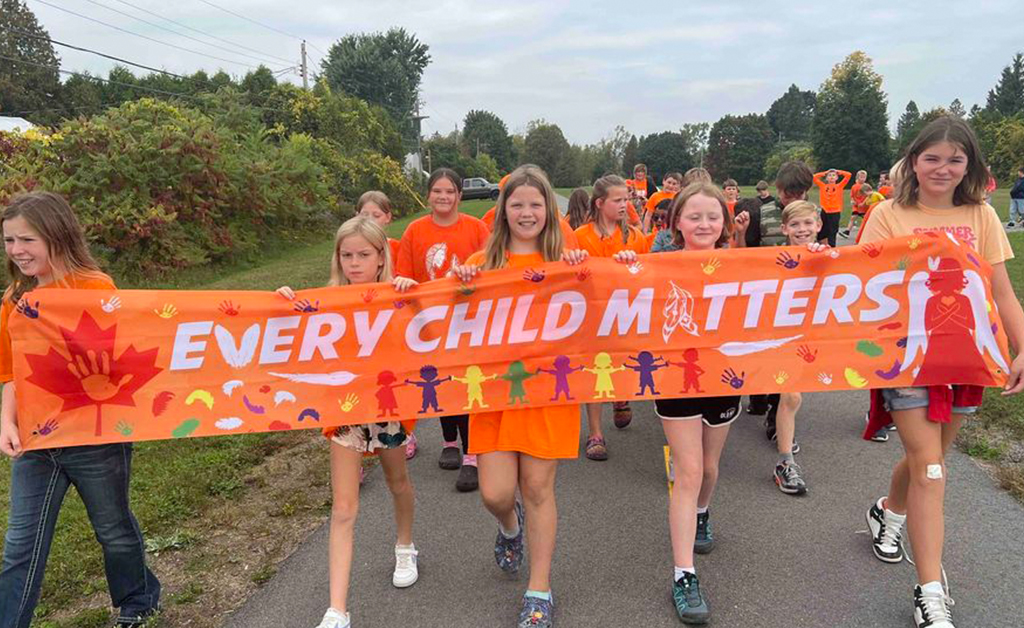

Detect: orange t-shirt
813,170,852,213
726,200,737,218
464,250,580,459
0,273,116,383
481,207,579,249
395,214,490,282
879,185,894,199
388,238,400,261
573,222,650,257
851,182,866,208
645,190,676,214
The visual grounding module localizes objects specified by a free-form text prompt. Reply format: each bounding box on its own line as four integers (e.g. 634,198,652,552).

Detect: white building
0,117,37,133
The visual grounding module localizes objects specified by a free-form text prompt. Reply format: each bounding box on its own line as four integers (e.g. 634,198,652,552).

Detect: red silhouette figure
375,370,407,417
668,348,706,393
912,258,991,385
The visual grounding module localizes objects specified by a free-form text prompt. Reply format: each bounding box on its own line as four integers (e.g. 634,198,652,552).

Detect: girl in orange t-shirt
573,174,650,459
0,192,161,626
452,165,631,627
277,217,420,628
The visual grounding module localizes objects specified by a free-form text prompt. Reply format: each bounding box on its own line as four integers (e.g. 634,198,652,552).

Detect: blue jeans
1010,198,1024,223
0,443,160,627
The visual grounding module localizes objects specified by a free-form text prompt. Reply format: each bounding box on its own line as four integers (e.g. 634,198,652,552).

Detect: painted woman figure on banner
902,254,1008,385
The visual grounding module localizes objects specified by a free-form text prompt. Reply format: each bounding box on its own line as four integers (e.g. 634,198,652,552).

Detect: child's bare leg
697,424,732,509
478,451,520,531
662,418,704,568
586,403,604,439
776,393,801,456
379,447,414,545
328,443,363,612
519,455,559,592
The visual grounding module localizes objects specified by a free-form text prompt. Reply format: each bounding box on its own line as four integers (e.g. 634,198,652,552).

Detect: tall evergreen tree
948,98,966,118
461,110,514,172
985,53,1024,116
812,51,891,173
0,0,62,124
896,101,922,153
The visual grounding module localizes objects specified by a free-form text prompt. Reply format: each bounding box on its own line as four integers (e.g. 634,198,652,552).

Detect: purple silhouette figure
405,365,452,413
625,351,669,396
536,355,585,401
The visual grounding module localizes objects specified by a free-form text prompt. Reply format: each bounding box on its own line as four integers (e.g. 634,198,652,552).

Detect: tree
0,0,62,125
635,131,695,181
986,115,1024,183
766,84,816,142
522,122,571,183
622,134,639,174
461,110,514,172
763,141,816,181
705,114,774,184
241,66,278,109
895,101,922,154
985,53,1024,116
679,122,710,166
321,28,430,147
812,51,891,174
949,98,966,118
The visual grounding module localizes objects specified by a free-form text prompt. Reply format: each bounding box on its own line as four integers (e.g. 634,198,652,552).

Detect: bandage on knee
926,464,943,480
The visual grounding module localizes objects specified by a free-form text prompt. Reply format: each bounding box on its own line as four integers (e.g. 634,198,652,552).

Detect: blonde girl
277,217,419,628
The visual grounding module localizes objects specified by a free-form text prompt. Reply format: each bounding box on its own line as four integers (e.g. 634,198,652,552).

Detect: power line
30,0,260,69
1,25,188,80
76,0,287,68
108,0,295,66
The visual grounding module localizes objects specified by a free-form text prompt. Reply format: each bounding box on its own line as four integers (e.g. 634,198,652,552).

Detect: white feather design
901,271,931,373
425,243,448,280
965,269,1009,372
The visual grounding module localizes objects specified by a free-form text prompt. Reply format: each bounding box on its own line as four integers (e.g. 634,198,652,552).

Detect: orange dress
464,251,581,459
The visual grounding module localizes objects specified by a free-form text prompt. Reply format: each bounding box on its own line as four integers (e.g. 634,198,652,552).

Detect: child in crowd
755,180,775,205
1008,166,1024,229
453,165,611,628
841,182,881,240
842,170,869,238
625,164,653,226
878,172,894,199
860,116,1024,628
278,216,420,628
566,188,590,231
722,178,740,217
644,171,683,233
0,192,161,628
395,168,490,492
683,168,712,186
813,168,852,247
985,165,997,205
574,174,650,459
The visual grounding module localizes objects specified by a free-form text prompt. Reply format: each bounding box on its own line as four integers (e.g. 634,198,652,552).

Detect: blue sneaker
673,573,710,625
518,593,554,627
694,511,714,554
495,500,525,573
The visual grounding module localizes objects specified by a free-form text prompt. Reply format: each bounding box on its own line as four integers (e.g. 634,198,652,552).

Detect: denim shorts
880,387,979,415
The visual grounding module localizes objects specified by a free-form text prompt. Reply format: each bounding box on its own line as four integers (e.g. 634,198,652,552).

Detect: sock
696,506,708,515
395,543,415,551
443,440,458,449
884,506,906,524
463,453,477,466
500,514,520,539
525,589,551,601
778,451,795,465
920,581,944,596
674,566,696,581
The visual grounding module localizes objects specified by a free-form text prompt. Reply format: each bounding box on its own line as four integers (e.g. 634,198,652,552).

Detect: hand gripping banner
9,234,1010,450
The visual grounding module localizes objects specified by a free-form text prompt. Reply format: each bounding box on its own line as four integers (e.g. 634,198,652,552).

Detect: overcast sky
26,0,1023,144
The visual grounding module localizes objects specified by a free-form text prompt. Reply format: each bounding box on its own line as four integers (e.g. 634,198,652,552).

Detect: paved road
223,390,1024,628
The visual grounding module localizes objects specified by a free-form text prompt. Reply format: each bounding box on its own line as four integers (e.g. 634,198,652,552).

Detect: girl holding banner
0,193,161,628
860,116,1024,628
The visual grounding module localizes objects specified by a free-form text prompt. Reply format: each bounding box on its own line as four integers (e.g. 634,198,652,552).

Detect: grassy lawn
0,191,1020,626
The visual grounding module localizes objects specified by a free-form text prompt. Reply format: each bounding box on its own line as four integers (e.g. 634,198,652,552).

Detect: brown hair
329,216,392,286
566,188,590,230
483,165,564,269
2,192,109,303
427,168,462,195
664,172,683,183
774,161,814,198
666,182,734,249
895,116,986,207
755,180,769,191
588,174,631,244
356,190,392,215
722,178,738,189
633,163,647,175
683,167,712,186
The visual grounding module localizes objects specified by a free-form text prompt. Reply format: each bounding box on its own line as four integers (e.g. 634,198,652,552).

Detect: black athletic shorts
654,395,742,427
820,210,840,246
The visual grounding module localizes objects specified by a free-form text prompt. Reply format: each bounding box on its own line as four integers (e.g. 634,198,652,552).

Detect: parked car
462,177,501,200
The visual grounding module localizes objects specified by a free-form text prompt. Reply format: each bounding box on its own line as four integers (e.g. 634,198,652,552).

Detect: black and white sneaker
866,497,905,563
839,229,851,239
914,584,955,628
774,460,807,495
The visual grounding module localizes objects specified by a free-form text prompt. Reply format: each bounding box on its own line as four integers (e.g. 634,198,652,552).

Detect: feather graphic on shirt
425,243,448,281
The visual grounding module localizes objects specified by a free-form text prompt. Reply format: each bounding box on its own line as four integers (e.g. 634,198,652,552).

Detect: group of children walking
0,116,1022,628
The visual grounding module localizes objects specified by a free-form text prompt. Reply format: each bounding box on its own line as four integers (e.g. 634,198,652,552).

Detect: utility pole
301,40,308,90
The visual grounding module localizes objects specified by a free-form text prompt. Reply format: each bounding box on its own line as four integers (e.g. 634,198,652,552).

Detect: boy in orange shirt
813,168,852,246
644,171,682,234
396,168,490,491
878,172,894,198
722,178,740,217
625,164,653,226
841,171,869,239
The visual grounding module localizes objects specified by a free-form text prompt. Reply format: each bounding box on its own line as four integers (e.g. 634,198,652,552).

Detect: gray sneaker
694,511,714,554
673,572,710,625
774,460,808,495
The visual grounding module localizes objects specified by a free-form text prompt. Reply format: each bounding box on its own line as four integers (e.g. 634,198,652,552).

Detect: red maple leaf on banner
24,312,161,436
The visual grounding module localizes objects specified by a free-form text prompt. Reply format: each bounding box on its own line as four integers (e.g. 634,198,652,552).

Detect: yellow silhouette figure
583,353,626,399
451,365,499,410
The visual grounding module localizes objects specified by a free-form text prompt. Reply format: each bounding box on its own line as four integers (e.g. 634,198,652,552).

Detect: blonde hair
588,174,631,244
781,200,821,225
483,165,563,269
683,167,713,186
2,192,110,303
666,182,734,249
328,216,393,286
356,190,392,215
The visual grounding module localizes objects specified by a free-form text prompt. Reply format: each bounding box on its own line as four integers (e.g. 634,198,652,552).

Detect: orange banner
9,234,1010,450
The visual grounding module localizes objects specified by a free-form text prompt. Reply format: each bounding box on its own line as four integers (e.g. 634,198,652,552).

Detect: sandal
613,401,632,428
585,435,608,461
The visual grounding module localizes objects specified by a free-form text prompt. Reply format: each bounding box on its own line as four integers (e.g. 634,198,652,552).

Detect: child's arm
0,383,22,457
992,263,1024,394
837,171,852,187
812,171,827,187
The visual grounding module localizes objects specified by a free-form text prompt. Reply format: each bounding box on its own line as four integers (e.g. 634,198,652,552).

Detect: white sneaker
866,497,905,563
914,584,955,628
393,544,418,588
315,608,350,628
